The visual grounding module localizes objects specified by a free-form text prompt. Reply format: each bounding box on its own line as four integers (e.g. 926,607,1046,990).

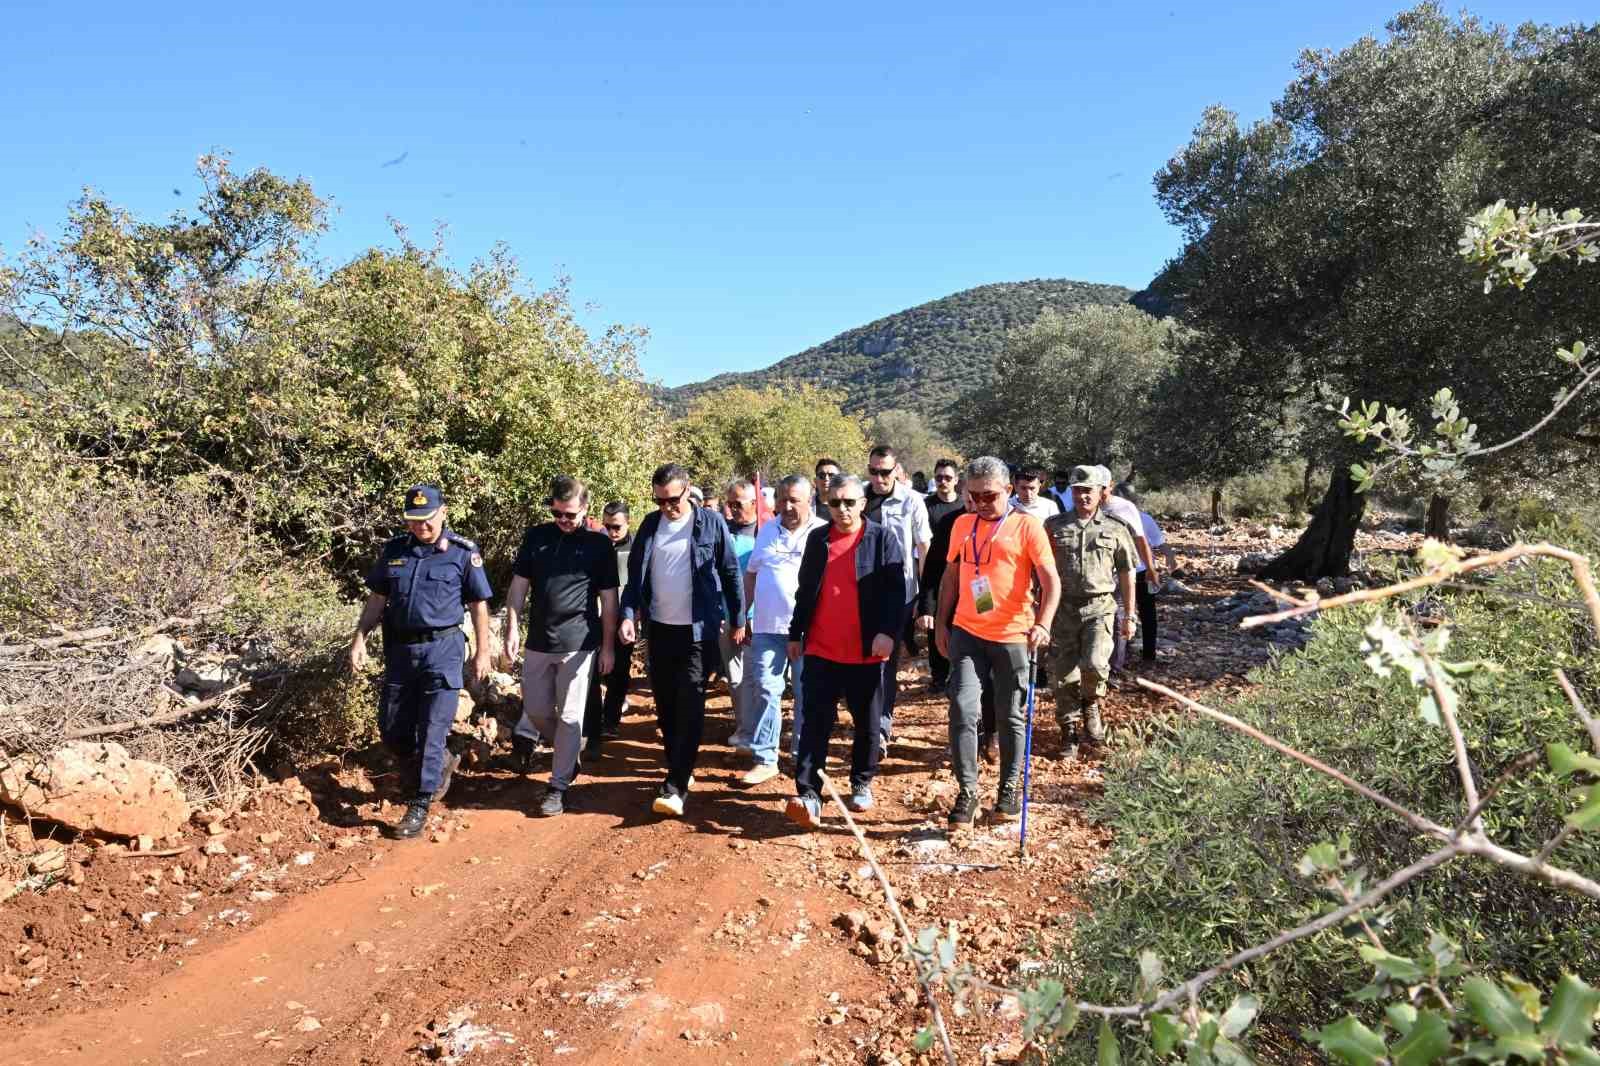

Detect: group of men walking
349,451,1168,838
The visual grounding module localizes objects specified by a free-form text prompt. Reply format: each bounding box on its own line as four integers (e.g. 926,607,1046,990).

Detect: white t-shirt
1135,511,1166,573
1101,495,1147,547
746,516,826,634
648,512,694,625
1010,496,1061,522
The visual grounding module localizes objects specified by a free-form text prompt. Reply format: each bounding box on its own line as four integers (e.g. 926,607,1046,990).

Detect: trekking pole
1019,651,1038,859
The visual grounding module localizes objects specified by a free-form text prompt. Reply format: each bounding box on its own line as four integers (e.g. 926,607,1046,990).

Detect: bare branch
1556,669,1600,755
821,773,957,1066
1417,638,1483,831
1457,836,1600,901
1242,542,1600,639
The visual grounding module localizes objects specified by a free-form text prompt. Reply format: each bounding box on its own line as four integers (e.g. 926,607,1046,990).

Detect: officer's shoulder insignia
446,532,478,549
387,557,406,567
471,553,484,567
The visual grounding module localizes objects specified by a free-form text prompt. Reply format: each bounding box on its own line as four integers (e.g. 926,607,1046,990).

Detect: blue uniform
364,528,494,795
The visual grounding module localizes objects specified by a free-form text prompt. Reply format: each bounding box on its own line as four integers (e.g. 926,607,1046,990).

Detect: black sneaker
511,735,535,773
392,799,430,839
584,735,604,760
947,791,978,826
538,786,565,817
992,788,1021,822
434,749,461,801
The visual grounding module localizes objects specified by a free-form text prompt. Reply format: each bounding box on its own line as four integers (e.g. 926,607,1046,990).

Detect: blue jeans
740,632,803,767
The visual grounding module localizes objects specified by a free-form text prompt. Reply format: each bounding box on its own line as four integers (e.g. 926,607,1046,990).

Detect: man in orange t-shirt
934,456,1060,826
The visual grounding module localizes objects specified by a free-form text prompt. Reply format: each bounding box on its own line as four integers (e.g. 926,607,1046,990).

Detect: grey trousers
719,621,750,738
515,648,595,791
946,626,1030,795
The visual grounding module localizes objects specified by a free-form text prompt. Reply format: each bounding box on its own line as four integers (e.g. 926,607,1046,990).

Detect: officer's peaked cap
402,485,444,520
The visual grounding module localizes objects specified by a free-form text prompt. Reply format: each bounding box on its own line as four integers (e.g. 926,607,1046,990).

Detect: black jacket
917,505,968,618
789,522,906,658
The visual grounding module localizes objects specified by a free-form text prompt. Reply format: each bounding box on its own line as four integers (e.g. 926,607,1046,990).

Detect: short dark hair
549,474,589,506
602,500,629,519
868,444,896,463
652,462,690,488
934,457,959,475
1017,465,1047,484
814,457,840,474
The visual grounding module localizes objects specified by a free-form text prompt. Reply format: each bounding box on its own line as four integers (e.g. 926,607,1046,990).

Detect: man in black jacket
784,475,906,830
619,463,746,818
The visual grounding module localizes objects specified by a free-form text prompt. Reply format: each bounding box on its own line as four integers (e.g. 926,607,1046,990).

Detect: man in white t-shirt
738,474,827,784
1010,465,1062,522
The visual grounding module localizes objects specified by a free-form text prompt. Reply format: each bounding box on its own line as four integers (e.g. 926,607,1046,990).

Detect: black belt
393,626,456,645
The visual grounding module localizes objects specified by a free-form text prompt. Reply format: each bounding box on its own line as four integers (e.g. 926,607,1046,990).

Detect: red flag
754,471,775,529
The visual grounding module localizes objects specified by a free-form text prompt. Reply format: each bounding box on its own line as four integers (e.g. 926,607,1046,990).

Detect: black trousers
878,600,916,740
1136,574,1158,658
583,640,634,737
796,656,883,798
646,622,716,795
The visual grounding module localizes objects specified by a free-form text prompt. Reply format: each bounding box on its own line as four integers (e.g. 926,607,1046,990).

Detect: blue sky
4,2,1590,385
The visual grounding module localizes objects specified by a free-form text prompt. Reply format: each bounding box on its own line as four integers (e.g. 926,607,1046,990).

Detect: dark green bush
1067,526,1600,1049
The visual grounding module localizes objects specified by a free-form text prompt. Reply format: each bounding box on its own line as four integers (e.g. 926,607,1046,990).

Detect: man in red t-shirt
784,475,907,829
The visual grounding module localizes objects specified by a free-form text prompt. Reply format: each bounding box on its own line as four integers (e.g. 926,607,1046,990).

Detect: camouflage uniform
1044,508,1134,747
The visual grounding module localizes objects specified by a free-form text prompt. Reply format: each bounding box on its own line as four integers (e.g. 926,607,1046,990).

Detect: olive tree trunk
1425,493,1451,541
1260,468,1367,581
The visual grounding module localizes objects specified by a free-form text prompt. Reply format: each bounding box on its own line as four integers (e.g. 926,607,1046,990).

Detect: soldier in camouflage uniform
1043,465,1136,756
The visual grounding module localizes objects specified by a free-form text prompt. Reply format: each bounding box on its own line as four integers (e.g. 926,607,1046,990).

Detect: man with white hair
934,456,1060,825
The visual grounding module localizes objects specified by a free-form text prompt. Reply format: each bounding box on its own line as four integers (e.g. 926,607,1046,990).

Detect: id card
970,575,996,614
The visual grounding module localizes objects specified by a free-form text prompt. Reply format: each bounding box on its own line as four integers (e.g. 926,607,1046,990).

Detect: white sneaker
741,763,779,785
651,791,685,817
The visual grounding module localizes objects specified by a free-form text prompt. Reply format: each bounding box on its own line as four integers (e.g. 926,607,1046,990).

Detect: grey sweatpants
515,648,595,791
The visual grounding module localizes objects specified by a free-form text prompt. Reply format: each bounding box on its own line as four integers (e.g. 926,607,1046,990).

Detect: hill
662,278,1143,426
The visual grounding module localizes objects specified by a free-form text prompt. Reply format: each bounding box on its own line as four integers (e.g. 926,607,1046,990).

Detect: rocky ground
0,518,1423,1065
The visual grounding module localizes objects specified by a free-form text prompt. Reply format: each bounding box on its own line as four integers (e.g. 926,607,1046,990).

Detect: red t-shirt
807,526,881,665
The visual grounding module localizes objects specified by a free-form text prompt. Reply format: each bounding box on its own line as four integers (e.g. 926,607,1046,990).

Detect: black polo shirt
510,524,620,653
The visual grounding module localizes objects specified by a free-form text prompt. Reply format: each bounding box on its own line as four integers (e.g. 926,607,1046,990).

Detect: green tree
950,304,1174,472
0,155,660,580
672,384,869,489
867,408,959,480
1151,6,1598,577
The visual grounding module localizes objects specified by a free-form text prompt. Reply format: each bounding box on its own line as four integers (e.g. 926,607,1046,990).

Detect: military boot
1082,702,1106,749
392,796,431,839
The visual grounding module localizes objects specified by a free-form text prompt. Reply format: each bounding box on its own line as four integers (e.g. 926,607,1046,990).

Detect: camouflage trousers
1050,599,1116,725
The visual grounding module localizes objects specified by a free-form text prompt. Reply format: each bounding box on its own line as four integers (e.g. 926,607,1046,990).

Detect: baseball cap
402,485,444,520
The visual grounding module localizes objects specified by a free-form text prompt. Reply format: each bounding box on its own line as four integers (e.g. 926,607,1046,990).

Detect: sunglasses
727,498,755,509
968,490,1003,504
604,523,627,533
831,497,865,509
934,473,956,481
551,507,583,520
653,487,688,507
867,466,895,477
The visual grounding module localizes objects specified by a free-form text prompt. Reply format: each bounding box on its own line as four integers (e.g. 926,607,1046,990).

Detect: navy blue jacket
789,522,907,659
621,506,745,641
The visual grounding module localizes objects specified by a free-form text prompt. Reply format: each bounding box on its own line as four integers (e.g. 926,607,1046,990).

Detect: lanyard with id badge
965,515,1009,614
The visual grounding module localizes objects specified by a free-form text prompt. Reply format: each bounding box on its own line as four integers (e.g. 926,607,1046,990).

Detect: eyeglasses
830,497,864,509
727,498,755,510
652,487,688,507
867,466,895,477
933,473,956,482
551,507,583,520
969,490,1003,504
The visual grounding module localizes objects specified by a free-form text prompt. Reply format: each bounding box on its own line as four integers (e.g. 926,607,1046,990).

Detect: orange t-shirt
945,513,1056,642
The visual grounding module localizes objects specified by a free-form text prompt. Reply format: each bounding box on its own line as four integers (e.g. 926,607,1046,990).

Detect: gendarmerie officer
1043,465,1136,758
349,485,494,838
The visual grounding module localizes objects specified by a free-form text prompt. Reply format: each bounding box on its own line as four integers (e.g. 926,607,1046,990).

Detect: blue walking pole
1020,652,1038,858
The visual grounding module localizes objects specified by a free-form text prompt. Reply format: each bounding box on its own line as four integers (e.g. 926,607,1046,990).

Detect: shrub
1066,524,1600,1048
